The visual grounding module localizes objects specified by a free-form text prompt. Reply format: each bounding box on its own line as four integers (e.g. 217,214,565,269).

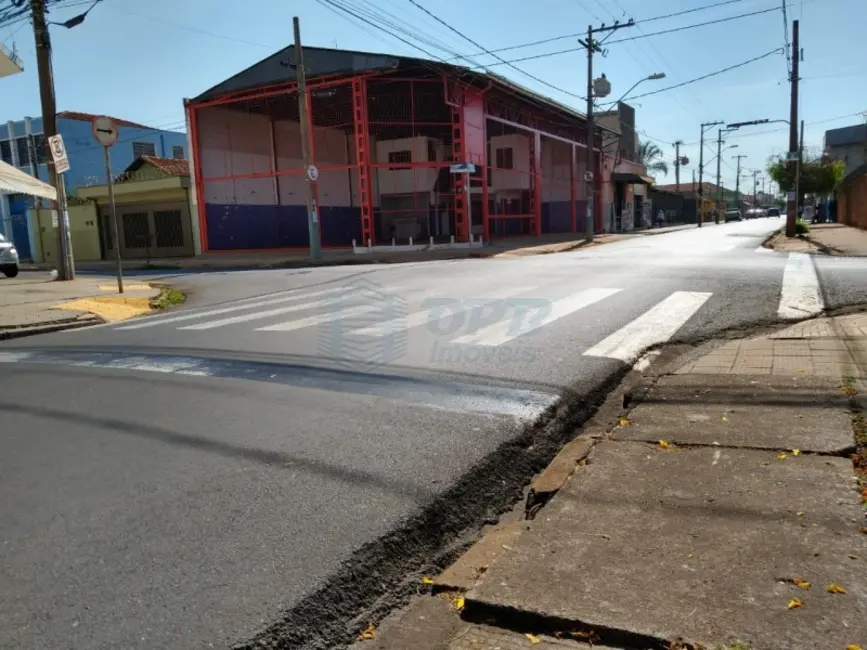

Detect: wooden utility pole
293,16,322,260
786,19,800,237
733,154,747,212
673,140,683,192
697,121,723,227
795,119,805,215
580,19,633,242
30,0,74,279
715,130,723,223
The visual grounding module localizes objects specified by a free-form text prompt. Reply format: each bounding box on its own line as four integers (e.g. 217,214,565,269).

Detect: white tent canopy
0,159,56,200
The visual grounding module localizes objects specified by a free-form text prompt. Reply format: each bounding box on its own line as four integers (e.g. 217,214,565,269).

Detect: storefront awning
611,172,654,185
0,160,57,200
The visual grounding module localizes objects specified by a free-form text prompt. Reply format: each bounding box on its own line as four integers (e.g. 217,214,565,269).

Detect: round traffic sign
92,116,119,147
306,165,319,182
584,170,594,182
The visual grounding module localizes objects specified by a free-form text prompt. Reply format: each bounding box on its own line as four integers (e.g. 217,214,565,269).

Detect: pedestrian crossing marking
452,288,623,347
583,291,711,362
177,294,357,330
256,304,381,332
116,286,349,330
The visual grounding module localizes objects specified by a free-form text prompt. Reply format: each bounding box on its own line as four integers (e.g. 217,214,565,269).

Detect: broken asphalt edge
401,305,867,650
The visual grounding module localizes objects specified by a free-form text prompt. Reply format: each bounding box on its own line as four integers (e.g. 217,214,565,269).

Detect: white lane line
451,288,623,347
755,245,774,254
116,286,349,330
348,286,533,337
584,291,712,362
178,294,357,330
256,304,379,332
778,252,823,319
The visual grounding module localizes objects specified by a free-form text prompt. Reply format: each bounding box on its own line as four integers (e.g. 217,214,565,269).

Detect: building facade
0,111,187,260
184,46,649,254
825,123,867,177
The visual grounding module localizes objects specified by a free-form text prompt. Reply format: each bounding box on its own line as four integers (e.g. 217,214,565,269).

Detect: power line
624,48,784,101
404,0,584,100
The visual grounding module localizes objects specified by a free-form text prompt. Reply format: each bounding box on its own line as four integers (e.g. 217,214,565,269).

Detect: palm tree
636,140,669,176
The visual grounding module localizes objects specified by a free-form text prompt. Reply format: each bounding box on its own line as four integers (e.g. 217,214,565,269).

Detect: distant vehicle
766,207,781,218
0,233,19,278
725,209,743,222
745,208,765,219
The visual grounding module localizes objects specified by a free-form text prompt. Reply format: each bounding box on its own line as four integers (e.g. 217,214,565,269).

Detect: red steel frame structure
186,67,607,254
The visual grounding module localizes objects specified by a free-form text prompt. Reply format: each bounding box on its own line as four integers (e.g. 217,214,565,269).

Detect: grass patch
149,287,186,310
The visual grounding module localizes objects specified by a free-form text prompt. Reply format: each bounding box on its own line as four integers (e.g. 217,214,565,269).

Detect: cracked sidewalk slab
616,374,856,454
466,441,867,650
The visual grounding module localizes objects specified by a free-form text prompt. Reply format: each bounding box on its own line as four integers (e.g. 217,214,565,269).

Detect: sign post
47,133,74,279
92,116,123,293
450,163,476,242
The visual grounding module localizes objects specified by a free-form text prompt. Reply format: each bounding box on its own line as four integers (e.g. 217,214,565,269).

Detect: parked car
744,208,765,219
724,209,743,222
0,233,20,277
766,207,781,218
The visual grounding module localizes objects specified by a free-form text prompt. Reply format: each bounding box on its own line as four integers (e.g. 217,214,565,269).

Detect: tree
766,155,845,196
636,140,669,176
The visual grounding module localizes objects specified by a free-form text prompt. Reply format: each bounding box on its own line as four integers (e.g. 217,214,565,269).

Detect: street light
605,72,666,109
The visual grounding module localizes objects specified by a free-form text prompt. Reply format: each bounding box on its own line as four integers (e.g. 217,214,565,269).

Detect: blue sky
2,0,865,191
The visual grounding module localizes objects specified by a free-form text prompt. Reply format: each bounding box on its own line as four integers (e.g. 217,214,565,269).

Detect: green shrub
795,220,810,235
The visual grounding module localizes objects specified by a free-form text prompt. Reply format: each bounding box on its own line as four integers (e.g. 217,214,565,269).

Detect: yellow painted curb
55,296,154,322
99,283,152,291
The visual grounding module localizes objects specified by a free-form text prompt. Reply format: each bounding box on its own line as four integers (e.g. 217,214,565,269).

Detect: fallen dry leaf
792,448,801,456
421,576,434,585
793,578,812,589
788,597,804,610
777,452,788,461
525,633,541,645
658,440,672,450
797,511,805,517
358,623,376,641
826,584,848,595
722,415,728,422
761,461,771,466
861,527,867,535
454,596,465,611
619,417,631,427
848,554,860,560
845,645,863,650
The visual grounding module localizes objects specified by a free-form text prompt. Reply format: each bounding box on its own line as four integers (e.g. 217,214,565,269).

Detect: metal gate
103,201,193,258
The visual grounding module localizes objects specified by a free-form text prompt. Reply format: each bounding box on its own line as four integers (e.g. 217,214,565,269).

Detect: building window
16,137,30,166
388,149,411,169
132,141,157,158
427,140,437,162
32,134,48,164
171,145,185,159
495,147,514,170
0,140,11,164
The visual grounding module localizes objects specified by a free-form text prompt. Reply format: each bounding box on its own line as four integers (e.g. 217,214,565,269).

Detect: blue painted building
0,111,187,260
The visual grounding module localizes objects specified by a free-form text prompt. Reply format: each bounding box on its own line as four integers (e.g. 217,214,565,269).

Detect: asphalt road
2,217,866,650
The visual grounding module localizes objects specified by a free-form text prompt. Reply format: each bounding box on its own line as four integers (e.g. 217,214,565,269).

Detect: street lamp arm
603,73,665,111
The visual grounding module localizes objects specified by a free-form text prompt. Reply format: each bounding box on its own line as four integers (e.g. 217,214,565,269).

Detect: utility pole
795,118,805,216
733,154,746,212
715,130,723,223
580,19,634,243
697,121,723,227
786,19,800,237
30,0,74,279
673,140,683,192
293,16,322,260
752,170,760,207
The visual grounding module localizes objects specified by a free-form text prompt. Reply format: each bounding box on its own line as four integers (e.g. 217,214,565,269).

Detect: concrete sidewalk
0,275,162,338
21,224,698,273
364,313,867,650
768,222,867,256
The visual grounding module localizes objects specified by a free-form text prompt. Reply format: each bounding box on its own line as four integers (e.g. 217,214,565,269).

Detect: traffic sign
306,164,319,182
584,170,594,182
48,134,70,174
92,116,118,147
449,162,476,174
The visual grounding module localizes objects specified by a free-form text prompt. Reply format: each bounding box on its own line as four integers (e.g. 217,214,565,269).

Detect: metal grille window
153,210,185,248
0,140,11,164
132,141,156,158
16,138,30,166
388,150,411,169
122,212,150,249
495,147,514,170
32,134,48,164
172,145,184,159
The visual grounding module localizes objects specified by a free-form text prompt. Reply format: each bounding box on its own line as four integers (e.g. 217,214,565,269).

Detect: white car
0,233,20,278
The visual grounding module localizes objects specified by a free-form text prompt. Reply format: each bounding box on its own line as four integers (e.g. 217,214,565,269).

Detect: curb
0,316,102,340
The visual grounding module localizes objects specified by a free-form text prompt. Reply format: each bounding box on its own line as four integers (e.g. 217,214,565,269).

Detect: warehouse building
184,45,648,252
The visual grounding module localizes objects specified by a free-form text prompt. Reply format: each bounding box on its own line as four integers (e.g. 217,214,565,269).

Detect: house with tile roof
0,111,187,261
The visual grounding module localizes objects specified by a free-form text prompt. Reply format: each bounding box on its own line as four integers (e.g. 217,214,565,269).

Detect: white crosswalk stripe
256,304,380,332
115,286,349,330
778,252,823,319
348,286,534,337
177,295,357,330
452,288,623,347
583,291,712,362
